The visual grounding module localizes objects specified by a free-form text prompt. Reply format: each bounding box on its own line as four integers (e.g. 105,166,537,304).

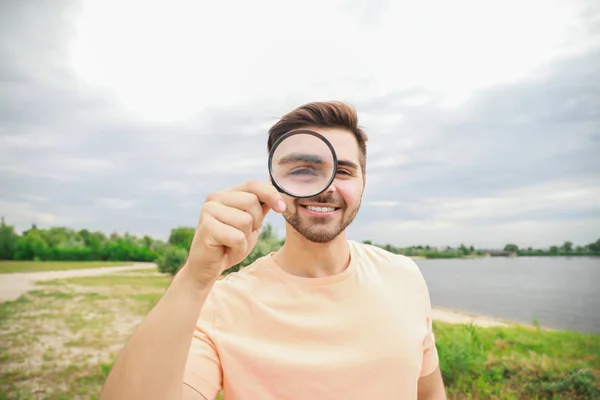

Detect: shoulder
351,240,423,275
351,241,430,291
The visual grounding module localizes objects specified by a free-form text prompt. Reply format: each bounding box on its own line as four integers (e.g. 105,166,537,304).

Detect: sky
1,0,599,249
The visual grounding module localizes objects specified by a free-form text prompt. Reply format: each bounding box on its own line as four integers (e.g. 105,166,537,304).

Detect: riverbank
431,307,510,328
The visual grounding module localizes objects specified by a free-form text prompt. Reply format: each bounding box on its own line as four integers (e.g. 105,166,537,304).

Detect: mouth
299,204,341,216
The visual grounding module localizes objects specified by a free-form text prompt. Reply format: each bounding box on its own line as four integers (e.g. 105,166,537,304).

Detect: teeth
306,206,335,213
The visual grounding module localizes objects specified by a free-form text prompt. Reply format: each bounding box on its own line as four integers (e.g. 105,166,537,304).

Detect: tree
156,246,188,274
14,228,50,260
228,223,283,274
0,217,19,260
587,239,600,253
504,244,519,252
459,243,469,255
168,227,195,250
561,241,573,253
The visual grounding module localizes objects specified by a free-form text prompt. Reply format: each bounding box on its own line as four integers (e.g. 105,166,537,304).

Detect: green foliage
504,243,519,252
0,218,163,262
228,223,284,273
1,216,598,268
0,217,18,260
435,322,600,399
367,238,600,259
155,246,188,275
517,238,600,257
168,227,195,250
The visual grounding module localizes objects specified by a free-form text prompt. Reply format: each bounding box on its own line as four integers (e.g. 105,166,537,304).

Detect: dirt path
0,263,157,303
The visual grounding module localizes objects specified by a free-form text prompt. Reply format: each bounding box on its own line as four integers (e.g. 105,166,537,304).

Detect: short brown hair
267,101,368,173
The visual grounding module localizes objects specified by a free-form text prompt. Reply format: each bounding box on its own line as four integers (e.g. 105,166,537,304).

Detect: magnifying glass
268,129,337,198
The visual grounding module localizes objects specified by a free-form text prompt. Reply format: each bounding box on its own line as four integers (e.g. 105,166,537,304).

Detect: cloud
96,197,136,210
1,0,599,248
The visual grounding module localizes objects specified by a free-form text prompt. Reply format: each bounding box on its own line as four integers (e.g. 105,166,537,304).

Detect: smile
300,205,340,215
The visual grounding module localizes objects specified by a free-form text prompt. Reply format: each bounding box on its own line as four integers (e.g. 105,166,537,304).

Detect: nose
322,178,338,194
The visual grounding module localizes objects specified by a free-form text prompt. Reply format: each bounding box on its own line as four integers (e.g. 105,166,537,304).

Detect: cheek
282,194,296,210
335,180,363,205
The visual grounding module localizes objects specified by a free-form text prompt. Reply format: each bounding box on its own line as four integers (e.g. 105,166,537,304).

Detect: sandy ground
0,263,512,328
0,263,157,303
431,307,509,327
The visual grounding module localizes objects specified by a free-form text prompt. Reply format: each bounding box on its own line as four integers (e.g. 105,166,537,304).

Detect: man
99,101,446,400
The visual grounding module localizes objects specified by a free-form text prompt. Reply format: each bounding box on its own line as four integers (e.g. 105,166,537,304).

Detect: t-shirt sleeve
183,288,223,399
413,260,440,377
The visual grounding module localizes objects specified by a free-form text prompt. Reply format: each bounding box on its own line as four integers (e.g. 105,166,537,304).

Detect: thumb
261,202,273,217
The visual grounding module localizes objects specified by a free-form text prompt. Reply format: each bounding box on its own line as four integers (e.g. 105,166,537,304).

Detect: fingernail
277,199,286,212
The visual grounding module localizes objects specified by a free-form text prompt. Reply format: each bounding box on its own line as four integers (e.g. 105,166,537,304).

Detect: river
416,256,600,334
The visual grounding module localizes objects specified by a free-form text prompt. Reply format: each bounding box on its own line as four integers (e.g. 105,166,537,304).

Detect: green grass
436,322,600,399
0,272,598,399
0,261,136,274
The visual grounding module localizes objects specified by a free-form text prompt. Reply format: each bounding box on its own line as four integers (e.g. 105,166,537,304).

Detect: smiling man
99,101,446,400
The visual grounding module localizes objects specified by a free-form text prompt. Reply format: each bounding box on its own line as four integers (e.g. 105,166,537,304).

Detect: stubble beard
283,195,362,243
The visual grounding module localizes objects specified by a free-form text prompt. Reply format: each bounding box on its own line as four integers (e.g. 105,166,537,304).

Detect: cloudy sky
1,0,599,249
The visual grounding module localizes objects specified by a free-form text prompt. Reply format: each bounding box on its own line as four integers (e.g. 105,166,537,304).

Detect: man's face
278,127,365,243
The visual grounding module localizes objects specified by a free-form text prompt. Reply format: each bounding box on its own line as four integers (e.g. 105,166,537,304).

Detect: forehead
303,126,361,164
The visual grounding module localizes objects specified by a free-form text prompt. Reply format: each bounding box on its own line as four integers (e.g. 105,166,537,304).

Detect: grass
0,272,598,400
436,322,600,399
0,271,169,399
0,261,136,274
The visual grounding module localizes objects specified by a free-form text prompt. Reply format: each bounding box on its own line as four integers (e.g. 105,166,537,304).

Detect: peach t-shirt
183,240,439,400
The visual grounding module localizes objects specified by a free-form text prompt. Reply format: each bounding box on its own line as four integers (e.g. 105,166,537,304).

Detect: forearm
417,366,446,400
99,266,213,400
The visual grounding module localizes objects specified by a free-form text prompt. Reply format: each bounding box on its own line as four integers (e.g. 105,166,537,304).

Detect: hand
182,180,286,288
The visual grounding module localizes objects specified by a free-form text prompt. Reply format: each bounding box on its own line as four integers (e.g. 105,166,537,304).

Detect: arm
99,266,214,400
413,259,446,400
418,365,446,400
99,180,285,400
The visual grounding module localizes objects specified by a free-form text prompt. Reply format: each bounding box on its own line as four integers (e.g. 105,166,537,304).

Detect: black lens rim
268,129,338,199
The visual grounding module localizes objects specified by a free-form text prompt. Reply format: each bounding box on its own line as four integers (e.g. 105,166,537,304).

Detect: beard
282,192,361,243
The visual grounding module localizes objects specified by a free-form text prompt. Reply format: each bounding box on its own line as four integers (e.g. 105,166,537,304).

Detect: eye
336,169,352,176
290,167,317,176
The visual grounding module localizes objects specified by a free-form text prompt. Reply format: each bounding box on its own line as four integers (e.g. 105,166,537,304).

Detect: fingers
205,216,248,260
232,180,286,213
205,201,255,237
206,191,266,231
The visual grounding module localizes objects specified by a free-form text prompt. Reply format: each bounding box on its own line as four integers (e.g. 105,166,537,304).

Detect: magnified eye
289,167,317,176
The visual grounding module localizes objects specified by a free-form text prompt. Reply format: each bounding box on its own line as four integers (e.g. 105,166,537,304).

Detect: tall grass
435,322,600,399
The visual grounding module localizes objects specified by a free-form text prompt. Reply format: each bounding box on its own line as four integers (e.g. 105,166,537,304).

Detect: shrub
155,245,188,275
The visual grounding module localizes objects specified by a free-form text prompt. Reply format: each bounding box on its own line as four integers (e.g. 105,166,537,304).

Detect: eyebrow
278,153,326,164
338,160,359,170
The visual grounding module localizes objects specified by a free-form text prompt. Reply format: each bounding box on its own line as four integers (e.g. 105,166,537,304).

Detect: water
415,256,600,334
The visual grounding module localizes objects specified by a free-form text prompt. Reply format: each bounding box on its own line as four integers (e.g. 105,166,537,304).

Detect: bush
155,245,188,275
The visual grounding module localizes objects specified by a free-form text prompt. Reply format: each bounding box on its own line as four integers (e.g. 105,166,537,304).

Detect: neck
272,225,351,278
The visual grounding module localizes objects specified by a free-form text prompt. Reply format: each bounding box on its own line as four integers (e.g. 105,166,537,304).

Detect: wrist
175,263,217,293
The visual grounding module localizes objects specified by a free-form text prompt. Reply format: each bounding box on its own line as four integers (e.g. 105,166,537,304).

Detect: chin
295,224,345,243
284,205,359,244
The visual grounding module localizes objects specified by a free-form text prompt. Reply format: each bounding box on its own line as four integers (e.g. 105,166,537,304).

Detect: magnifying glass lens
270,132,335,198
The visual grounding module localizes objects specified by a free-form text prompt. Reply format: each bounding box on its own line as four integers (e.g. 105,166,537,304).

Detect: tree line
364,240,600,258
0,217,598,275
0,217,284,275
